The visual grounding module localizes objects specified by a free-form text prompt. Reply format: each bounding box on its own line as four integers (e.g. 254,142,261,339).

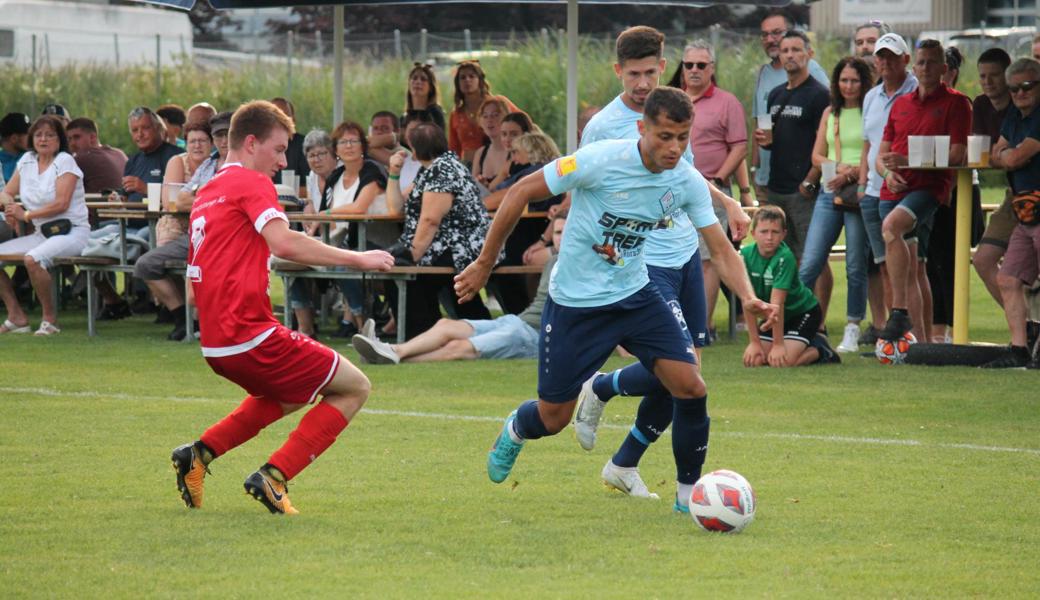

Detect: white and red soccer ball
688,469,756,533
875,332,917,365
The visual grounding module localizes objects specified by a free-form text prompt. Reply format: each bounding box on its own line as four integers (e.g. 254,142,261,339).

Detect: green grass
0,268,1037,598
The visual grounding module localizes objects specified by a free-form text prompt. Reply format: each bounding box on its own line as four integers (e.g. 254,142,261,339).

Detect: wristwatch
802,181,818,194
189,182,201,193
739,187,751,194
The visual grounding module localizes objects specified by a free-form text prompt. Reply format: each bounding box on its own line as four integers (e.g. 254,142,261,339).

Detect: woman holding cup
799,57,873,353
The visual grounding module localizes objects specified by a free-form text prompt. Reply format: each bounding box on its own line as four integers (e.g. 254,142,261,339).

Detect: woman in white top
0,116,89,335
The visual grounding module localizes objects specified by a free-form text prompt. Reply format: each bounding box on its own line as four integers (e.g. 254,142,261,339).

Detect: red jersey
187,163,288,354
881,82,972,205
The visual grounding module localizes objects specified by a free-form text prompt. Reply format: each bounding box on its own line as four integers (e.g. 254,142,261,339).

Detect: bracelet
388,174,400,180
540,236,551,246
739,187,751,194
857,185,866,193
882,168,890,179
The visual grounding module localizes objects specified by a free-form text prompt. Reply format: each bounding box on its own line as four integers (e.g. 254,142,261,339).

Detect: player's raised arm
261,218,393,272
700,222,778,329
454,170,553,302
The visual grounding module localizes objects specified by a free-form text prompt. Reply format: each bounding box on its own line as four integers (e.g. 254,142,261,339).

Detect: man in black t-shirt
754,30,830,261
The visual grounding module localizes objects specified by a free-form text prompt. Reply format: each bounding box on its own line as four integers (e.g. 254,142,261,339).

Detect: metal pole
287,31,294,98
44,33,50,69
420,28,428,61
464,28,472,52
710,24,720,72
394,29,401,59
541,27,548,46
155,34,162,104
566,0,578,153
30,34,37,115
113,33,120,68
333,5,344,127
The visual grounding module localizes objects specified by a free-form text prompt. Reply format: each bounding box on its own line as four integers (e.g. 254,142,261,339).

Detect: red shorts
205,325,340,405
999,224,1040,284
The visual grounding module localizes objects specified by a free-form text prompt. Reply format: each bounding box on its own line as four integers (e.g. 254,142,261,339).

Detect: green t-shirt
741,241,818,316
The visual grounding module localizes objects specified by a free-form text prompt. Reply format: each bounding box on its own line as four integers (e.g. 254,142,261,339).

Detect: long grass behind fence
0,34,985,162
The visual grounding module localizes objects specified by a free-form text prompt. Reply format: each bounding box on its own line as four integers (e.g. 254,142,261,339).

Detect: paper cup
757,114,772,130
968,135,990,166
821,161,837,192
934,135,950,168
147,182,162,211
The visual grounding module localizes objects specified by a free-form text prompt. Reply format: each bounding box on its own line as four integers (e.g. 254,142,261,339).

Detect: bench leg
395,279,407,344
86,269,97,337
283,275,294,328
183,277,194,343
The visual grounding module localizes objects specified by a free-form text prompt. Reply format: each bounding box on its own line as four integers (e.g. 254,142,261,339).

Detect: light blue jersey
581,93,698,268
753,59,828,187
542,139,717,308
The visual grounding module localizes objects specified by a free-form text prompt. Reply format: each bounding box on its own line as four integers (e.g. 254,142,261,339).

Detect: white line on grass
4,386,1039,457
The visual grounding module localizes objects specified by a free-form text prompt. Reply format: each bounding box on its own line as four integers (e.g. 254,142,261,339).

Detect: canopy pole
333,4,344,127
566,0,578,153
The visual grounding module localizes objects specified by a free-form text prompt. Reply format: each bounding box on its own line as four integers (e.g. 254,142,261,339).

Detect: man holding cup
875,40,972,342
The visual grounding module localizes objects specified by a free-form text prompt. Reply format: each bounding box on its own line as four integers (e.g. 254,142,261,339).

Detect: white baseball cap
874,33,909,56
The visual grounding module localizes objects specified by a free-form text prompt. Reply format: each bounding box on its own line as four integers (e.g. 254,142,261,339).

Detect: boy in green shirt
742,206,839,367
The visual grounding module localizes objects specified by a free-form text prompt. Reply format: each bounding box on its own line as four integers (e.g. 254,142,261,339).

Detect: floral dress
400,151,499,272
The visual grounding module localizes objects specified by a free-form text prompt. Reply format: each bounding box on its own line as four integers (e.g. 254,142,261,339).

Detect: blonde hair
513,132,560,164
228,100,296,150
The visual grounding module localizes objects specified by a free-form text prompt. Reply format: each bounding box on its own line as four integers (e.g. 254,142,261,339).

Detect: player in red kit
170,101,394,514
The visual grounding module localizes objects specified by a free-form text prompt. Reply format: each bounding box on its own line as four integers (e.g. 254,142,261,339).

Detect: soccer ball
688,470,756,533
875,332,917,365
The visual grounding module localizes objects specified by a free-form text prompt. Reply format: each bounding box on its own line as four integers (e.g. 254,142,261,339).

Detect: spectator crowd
1,13,1038,369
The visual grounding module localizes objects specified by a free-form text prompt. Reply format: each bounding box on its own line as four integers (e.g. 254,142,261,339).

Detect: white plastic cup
821,161,837,192
147,182,162,211
967,135,990,166
757,114,772,130
281,169,295,188
934,135,950,168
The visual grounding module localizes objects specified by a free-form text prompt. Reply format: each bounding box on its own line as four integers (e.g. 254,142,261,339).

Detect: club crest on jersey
556,155,577,177
659,189,676,214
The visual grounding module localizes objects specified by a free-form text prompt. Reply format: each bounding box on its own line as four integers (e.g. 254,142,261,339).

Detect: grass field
1,271,1038,598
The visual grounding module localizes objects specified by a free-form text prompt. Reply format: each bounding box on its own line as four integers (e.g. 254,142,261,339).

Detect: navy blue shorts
537,284,697,403
647,248,708,349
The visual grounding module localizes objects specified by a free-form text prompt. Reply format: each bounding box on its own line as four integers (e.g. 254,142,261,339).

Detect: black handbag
385,240,415,266
39,218,72,238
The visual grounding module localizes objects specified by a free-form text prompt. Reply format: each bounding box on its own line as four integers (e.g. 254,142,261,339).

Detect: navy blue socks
671,395,710,485
513,400,550,441
591,363,668,402
612,391,673,467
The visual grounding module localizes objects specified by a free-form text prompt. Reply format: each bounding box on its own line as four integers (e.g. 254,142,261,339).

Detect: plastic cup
147,182,162,211
968,135,990,166
934,135,950,168
281,169,295,188
821,161,837,192
164,183,184,211
757,114,772,130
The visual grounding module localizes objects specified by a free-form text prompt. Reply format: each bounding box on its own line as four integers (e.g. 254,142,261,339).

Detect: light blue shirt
862,72,918,196
580,93,698,268
753,59,828,187
542,139,717,308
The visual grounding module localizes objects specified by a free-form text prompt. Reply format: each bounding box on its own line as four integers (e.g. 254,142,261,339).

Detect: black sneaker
154,306,174,324
811,332,841,364
168,323,187,341
857,325,881,346
331,321,359,338
878,312,913,341
980,346,1031,369
97,301,131,321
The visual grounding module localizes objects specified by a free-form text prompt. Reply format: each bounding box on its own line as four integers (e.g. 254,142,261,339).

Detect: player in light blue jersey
574,26,751,508
455,87,777,512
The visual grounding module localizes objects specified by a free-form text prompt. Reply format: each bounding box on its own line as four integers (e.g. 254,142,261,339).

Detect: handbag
39,218,72,238
385,240,415,266
1011,190,1040,226
830,113,861,211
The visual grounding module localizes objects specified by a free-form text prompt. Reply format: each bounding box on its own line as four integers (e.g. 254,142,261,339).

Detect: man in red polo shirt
876,39,972,342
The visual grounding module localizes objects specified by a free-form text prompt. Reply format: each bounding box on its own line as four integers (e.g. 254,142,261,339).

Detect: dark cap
209,111,233,135
0,112,31,137
41,104,70,119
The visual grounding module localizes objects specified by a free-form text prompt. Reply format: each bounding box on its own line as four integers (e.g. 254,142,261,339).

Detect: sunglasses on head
1009,80,1040,94
683,61,713,70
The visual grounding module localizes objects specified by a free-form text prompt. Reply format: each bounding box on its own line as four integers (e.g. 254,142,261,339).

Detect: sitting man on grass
742,205,839,367
351,212,566,364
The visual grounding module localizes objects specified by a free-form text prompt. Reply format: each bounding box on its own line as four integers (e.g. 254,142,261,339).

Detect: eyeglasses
1008,80,1040,94
187,138,210,146
683,61,713,70
760,28,787,40
33,131,58,140
306,150,331,160
336,139,362,147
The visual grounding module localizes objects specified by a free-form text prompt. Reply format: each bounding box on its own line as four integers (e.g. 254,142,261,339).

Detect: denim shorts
464,314,540,359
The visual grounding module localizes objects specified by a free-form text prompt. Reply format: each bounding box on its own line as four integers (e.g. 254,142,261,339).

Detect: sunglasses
683,61,713,70
1009,80,1040,94
760,28,787,40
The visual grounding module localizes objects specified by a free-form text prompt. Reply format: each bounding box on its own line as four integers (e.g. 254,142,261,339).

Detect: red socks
200,395,283,457
267,401,349,481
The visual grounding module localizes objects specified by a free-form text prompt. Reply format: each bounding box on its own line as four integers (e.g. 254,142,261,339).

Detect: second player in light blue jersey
455,86,776,514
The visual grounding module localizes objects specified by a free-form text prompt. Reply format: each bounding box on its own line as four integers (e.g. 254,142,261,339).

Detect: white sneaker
601,460,659,499
837,323,860,353
361,318,377,340
351,333,400,364
573,373,606,451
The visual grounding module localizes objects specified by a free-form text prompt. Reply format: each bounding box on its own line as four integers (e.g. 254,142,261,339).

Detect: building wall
810,0,970,37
